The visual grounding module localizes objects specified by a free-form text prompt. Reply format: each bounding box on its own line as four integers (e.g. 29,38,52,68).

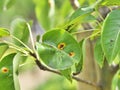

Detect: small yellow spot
1,67,9,73
57,43,66,50
69,52,75,57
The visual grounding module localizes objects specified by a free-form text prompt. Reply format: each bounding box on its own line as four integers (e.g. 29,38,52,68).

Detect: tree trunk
77,39,116,90
77,39,98,90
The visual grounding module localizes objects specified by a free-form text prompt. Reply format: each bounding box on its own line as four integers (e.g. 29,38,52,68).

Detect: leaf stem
3,40,29,54
71,29,99,35
11,35,33,53
26,23,41,63
26,23,35,51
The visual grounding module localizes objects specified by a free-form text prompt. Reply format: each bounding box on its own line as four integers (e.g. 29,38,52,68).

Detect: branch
30,52,99,87
35,59,100,87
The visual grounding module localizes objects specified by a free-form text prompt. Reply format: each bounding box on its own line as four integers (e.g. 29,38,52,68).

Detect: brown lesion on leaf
69,52,75,57
57,43,66,50
1,67,9,73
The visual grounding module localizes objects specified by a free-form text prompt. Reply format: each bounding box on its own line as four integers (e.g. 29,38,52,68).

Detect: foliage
0,0,120,90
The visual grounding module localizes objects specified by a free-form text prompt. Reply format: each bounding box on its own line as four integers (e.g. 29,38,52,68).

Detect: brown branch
30,52,99,87
35,59,99,87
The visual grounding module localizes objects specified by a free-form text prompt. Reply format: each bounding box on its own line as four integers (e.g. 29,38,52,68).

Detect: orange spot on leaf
1,67,9,73
69,52,75,57
57,43,66,50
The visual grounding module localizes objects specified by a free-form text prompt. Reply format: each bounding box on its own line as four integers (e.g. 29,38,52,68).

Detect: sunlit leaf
11,18,30,46
0,43,9,60
0,28,10,37
36,29,81,70
0,53,16,90
112,70,120,90
101,9,120,64
13,53,26,90
101,0,120,6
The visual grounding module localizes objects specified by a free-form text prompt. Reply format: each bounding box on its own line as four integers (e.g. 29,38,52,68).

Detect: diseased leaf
0,53,27,90
0,53,16,90
60,68,72,82
36,43,73,70
0,43,9,60
94,38,104,68
11,18,30,46
101,9,120,64
36,29,81,70
0,28,10,37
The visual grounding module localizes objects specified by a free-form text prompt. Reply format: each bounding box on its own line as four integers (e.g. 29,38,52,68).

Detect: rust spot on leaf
57,43,66,50
1,67,9,73
69,52,75,57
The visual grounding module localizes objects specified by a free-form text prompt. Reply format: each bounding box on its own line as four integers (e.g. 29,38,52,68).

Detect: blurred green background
0,0,77,90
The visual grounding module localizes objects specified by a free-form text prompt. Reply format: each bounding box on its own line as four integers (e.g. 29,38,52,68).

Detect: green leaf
64,7,95,31
112,70,120,90
13,53,26,90
0,0,15,11
36,29,81,70
0,43,9,60
11,18,30,46
101,0,120,6
94,38,104,68
60,68,72,82
101,9,120,64
0,28,10,37
34,0,54,30
69,7,94,24
0,53,16,90
4,0,15,10
73,40,84,75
